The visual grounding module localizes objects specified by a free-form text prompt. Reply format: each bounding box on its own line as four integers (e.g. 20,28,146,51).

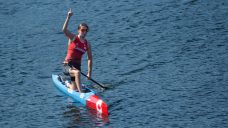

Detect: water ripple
1,0,228,127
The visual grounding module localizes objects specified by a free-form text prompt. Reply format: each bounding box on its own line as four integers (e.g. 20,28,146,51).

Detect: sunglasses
80,28,88,32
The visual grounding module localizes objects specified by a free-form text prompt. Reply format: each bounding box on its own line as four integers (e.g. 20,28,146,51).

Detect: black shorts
63,61,81,75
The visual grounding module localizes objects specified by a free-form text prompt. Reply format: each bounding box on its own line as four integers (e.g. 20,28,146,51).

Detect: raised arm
62,8,75,41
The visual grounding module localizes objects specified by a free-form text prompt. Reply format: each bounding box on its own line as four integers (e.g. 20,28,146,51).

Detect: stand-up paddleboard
52,74,108,116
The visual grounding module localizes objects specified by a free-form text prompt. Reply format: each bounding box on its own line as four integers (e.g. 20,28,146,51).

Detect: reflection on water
62,100,109,127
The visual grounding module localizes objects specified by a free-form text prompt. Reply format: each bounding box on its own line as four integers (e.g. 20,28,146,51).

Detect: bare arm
62,8,75,41
87,42,93,79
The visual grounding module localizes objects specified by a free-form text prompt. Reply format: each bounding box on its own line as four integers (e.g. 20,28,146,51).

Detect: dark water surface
1,0,228,127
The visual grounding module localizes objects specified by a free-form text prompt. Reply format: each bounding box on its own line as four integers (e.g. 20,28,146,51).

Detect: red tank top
65,36,88,62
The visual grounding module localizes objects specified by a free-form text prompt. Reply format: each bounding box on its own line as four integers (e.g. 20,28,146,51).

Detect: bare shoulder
64,30,76,41
68,36,76,44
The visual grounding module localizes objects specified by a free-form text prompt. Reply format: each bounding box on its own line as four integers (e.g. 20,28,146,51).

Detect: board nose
86,95,109,116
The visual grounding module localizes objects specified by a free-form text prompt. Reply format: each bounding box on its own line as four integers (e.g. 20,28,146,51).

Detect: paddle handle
80,72,107,89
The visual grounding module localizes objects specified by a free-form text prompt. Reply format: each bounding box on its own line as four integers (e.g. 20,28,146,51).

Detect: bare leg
69,69,83,92
74,70,82,92
70,81,77,90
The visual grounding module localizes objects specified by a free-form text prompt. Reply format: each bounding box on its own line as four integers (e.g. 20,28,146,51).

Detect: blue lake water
0,0,228,127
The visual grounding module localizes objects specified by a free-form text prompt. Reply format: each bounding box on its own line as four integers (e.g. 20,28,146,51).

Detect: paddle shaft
80,72,107,89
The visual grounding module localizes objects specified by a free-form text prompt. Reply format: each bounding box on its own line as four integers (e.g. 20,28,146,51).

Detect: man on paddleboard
62,8,92,93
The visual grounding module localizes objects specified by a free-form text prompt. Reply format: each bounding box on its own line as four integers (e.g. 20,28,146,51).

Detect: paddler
62,8,92,93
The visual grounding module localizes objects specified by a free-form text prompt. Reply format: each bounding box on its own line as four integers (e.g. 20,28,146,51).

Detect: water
0,0,228,127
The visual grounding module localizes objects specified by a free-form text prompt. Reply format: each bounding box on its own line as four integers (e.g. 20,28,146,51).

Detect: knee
72,70,80,76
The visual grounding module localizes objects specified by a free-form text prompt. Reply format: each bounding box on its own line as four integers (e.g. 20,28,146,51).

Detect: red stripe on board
86,95,108,116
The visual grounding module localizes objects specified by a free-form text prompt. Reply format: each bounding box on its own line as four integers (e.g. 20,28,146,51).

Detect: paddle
80,72,108,89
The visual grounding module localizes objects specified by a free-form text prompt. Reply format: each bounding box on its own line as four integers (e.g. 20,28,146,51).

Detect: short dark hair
78,23,89,31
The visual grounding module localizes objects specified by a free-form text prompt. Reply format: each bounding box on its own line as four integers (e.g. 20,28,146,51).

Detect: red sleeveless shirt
65,36,88,62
